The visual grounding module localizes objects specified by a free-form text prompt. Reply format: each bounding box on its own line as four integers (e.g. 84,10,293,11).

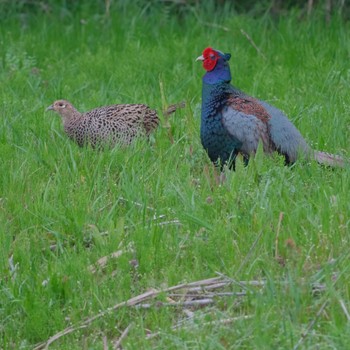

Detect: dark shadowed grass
0,2,349,349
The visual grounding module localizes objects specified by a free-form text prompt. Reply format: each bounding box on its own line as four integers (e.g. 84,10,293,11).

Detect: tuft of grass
0,3,349,349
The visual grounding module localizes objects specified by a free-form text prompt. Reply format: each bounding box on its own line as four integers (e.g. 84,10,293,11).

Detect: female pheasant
196,47,345,169
46,100,159,148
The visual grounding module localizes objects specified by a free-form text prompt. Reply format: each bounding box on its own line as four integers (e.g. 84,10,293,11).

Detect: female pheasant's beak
46,105,54,111
196,55,204,61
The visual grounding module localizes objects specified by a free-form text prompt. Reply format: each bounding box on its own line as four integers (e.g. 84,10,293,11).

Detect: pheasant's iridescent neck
201,81,230,118
202,64,231,85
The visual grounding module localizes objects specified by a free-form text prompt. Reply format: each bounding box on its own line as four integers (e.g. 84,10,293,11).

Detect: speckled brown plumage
46,100,159,148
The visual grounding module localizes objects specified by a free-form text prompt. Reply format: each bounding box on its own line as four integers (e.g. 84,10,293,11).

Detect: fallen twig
33,275,263,349
203,22,230,31
293,300,328,350
105,0,111,18
34,252,350,349
240,29,267,60
112,324,133,350
275,211,284,259
135,298,214,309
102,334,108,350
307,0,314,17
33,289,159,350
33,276,235,349
185,281,231,292
34,325,88,350
339,299,350,322
192,9,230,32
168,291,246,298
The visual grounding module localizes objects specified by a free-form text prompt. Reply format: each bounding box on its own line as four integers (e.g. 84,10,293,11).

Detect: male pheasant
46,100,159,148
196,47,345,169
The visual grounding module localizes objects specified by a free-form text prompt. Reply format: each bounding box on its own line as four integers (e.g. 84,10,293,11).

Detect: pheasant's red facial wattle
202,47,219,72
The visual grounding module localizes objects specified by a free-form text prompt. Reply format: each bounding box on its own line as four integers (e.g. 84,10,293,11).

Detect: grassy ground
1,2,350,349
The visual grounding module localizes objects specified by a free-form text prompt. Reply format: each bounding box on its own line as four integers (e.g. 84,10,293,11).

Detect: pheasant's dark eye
59,103,64,107
210,54,216,60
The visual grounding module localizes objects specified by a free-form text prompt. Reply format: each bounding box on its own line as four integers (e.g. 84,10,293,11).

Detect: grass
0,2,350,349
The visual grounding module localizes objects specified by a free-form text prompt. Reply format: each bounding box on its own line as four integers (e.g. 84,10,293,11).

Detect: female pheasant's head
46,100,79,120
196,47,232,84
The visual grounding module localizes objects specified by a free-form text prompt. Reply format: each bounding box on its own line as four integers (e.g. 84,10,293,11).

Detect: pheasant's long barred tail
46,100,159,148
314,151,346,168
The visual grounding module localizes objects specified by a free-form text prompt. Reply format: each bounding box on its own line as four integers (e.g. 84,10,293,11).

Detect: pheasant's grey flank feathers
46,100,159,148
197,47,345,168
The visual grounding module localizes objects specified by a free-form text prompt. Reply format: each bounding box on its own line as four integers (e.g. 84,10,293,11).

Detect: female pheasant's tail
313,150,346,168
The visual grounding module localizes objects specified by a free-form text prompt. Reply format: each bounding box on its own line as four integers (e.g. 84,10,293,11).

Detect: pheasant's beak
196,55,204,61
46,105,54,111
